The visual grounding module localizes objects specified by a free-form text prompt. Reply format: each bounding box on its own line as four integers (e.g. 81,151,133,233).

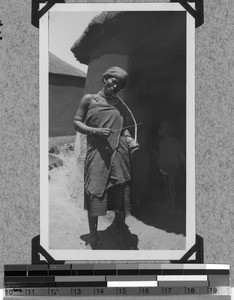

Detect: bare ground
49,136,185,250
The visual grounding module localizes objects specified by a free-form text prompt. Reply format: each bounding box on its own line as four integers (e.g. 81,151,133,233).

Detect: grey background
0,0,233,287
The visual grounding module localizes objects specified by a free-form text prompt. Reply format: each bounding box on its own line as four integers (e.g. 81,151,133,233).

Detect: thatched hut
49,52,86,137
71,11,186,206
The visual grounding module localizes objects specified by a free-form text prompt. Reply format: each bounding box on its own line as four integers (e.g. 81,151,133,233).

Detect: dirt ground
49,135,185,251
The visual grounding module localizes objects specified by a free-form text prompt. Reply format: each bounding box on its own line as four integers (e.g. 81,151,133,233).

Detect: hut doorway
127,46,186,234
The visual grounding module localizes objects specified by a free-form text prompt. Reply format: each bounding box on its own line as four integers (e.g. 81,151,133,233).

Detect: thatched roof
71,12,124,65
71,11,185,65
49,52,86,78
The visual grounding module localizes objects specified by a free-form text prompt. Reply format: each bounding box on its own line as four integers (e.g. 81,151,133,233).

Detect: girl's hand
93,128,112,138
128,140,140,154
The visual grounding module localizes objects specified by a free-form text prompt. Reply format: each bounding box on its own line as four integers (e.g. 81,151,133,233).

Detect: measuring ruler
4,264,231,298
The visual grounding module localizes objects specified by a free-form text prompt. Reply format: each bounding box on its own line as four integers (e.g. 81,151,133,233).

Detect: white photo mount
40,3,196,261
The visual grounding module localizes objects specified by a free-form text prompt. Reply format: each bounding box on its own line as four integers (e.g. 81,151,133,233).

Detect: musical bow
116,95,138,144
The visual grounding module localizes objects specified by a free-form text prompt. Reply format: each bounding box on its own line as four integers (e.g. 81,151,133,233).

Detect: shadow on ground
131,164,187,236
80,220,139,250
132,194,186,236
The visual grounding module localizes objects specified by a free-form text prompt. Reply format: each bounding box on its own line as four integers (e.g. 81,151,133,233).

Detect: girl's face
103,77,123,96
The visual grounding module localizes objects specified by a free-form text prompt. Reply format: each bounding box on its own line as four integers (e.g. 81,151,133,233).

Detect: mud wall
49,74,86,137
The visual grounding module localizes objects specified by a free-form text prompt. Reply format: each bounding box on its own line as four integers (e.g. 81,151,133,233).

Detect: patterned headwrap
102,66,128,88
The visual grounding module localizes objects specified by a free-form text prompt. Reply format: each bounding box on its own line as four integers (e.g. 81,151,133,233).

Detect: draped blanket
84,96,131,197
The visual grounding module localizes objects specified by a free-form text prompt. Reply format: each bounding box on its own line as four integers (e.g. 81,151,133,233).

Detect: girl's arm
123,129,139,153
74,94,112,138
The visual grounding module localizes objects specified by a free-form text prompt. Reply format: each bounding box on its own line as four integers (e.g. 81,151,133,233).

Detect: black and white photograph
40,3,195,261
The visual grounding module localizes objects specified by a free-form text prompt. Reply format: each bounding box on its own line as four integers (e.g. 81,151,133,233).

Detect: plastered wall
0,0,233,286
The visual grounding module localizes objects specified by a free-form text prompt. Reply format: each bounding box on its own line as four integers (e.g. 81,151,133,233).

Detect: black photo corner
31,0,204,29
31,234,204,264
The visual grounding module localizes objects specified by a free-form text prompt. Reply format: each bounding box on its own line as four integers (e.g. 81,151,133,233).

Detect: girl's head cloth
102,66,128,88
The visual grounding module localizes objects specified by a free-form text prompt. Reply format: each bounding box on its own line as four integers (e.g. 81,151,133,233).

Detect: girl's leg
113,183,130,248
115,210,127,248
88,211,98,248
114,183,126,233
115,210,126,232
